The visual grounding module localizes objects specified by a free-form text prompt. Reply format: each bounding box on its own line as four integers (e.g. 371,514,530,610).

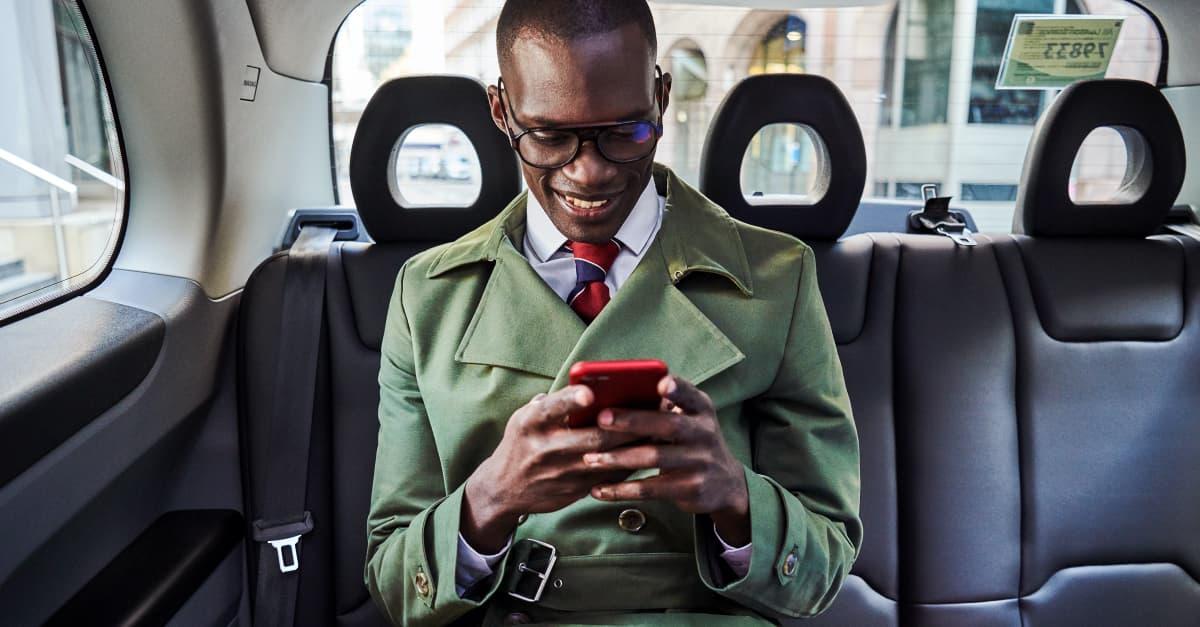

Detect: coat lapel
455,237,585,379
550,234,745,391
439,165,753,388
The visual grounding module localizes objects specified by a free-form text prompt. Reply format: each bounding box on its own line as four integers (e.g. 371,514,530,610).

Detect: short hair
496,0,657,70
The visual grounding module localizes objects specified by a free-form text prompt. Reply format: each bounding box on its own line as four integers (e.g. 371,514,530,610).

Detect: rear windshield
332,0,1161,233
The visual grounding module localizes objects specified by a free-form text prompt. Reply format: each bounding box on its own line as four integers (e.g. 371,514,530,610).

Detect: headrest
350,76,522,243
1014,79,1185,237
699,74,866,241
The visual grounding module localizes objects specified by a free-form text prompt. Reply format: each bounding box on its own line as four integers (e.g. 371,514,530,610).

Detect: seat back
239,75,520,626
702,75,1200,626
702,73,901,626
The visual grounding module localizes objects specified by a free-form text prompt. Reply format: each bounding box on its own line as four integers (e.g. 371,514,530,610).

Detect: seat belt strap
252,225,338,627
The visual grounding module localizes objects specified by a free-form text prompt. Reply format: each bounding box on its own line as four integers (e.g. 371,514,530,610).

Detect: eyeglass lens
519,121,658,168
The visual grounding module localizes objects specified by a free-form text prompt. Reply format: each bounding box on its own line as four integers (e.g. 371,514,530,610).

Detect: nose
561,139,618,190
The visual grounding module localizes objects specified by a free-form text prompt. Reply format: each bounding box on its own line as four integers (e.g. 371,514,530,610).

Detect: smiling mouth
555,191,617,218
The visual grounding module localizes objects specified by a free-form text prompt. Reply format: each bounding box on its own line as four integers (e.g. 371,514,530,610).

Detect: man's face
489,23,671,244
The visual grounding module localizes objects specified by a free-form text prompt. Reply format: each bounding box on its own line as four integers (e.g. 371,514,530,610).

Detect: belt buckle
507,538,557,603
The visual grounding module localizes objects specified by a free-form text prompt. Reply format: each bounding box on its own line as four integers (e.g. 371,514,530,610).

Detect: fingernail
663,377,677,395
575,389,590,405
592,487,606,499
583,453,600,465
598,409,614,426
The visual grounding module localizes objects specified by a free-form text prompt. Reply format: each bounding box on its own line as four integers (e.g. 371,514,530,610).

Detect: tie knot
566,240,621,273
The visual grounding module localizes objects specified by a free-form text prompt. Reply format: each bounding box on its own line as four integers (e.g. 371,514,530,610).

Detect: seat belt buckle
507,538,558,603
909,184,978,247
252,511,314,574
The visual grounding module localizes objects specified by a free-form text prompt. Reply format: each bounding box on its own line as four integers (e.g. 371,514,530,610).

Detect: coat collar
426,164,754,297
438,163,749,386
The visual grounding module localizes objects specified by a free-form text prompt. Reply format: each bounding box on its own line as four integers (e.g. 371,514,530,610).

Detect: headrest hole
739,123,830,206
1068,125,1151,206
387,124,483,209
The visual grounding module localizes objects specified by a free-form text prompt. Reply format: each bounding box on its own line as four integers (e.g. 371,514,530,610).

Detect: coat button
413,570,431,597
618,508,646,533
782,548,799,577
503,612,532,625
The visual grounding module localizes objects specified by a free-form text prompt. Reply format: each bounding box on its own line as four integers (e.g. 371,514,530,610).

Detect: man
365,1,861,624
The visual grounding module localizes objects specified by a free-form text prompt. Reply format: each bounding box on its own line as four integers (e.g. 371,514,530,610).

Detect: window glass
969,0,1057,124
749,16,807,75
1,1,124,322
390,124,482,207
1069,126,1132,203
901,0,954,127
667,42,708,183
896,181,940,200
962,182,1019,201
740,124,826,201
331,0,1161,234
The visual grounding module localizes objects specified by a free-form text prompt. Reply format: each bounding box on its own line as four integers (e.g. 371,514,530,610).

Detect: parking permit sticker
996,15,1124,90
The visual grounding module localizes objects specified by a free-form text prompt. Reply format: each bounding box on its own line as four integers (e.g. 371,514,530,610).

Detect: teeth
563,194,607,209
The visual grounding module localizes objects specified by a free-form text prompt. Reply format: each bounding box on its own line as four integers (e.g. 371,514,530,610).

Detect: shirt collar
525,179,661,263
426,164,753,297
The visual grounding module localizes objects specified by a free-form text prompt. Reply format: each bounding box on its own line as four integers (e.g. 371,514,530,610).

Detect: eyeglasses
496,66,666,169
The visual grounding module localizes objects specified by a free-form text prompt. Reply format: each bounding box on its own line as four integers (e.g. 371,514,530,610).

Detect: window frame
0,0,131,328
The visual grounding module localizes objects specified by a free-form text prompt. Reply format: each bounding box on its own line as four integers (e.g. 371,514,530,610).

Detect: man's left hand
585,375,751,546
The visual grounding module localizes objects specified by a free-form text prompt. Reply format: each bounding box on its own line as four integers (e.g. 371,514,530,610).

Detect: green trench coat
365,165,862,626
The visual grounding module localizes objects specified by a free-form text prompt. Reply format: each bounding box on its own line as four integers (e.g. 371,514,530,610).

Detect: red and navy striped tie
565,240,620,323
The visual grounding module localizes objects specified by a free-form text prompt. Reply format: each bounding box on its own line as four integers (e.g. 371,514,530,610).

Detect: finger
529,392,547,404
597,408,689,441
525,385,593,429
550,427,644,455
658,376,713,415
591,475,677,501
582,444,695,471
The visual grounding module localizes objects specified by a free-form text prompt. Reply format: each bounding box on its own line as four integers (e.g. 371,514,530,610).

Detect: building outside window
330,0,1161,234
667,42,708,185
900,0,953,127
968,0,1067,125
1,0,125,321
748,15,806,75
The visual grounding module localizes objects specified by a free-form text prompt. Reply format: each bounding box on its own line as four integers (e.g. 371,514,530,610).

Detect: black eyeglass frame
496,65,667,169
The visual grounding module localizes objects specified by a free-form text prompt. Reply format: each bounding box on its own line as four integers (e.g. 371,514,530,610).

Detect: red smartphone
566,359,669,428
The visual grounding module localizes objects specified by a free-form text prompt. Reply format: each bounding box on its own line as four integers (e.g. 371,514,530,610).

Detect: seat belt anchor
252,511,314,574
909,184,978,247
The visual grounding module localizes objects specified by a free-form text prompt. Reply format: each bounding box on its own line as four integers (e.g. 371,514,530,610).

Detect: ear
659,71,673,119
486,84,511,138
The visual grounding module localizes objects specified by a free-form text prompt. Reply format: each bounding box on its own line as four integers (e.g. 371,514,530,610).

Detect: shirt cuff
713,521,753,579
455,532,512,597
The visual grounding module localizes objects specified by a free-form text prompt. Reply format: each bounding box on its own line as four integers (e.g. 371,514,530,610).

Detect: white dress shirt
523,179,664,299
455,180,752,597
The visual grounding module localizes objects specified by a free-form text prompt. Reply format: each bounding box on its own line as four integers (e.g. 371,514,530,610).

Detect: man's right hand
460,385,641,553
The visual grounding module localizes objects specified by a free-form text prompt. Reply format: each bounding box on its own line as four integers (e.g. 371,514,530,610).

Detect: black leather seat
239,72,1199,625
889,80,1199,626
987,80,1199,625
238,76,520,626
702,72,901,626
703,74,1200,625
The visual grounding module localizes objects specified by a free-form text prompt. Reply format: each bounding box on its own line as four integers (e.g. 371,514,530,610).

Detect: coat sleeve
693,245,863,620
365,261,513,626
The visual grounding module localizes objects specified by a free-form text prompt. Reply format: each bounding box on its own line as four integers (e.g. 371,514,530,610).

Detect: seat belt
251,225,338,627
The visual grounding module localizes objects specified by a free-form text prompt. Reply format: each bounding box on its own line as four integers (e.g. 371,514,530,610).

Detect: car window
331,0,1160,233
1,0,126,323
